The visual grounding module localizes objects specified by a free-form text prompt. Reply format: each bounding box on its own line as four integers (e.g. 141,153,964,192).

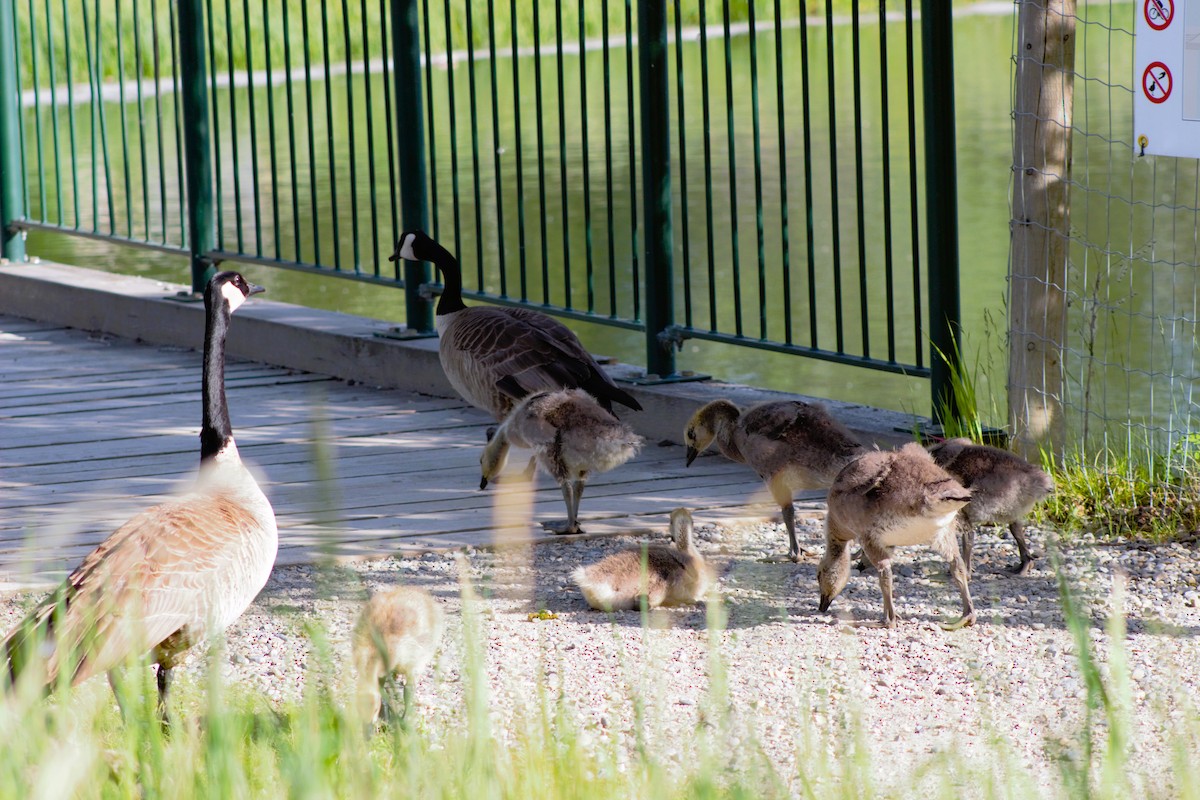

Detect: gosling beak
247,283,266,296
479,476,489,491
685,446,698,467
818,595,832,613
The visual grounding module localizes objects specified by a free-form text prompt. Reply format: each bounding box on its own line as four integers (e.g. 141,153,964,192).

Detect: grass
1,557,1197,799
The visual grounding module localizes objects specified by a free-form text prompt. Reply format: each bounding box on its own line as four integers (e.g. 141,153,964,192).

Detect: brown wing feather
3,494,263,688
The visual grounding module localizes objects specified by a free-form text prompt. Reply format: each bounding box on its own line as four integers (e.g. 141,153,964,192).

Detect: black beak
247,283,266,296
818,596,832,613
479,476,489,490
685,446,698,467
388,238,404,262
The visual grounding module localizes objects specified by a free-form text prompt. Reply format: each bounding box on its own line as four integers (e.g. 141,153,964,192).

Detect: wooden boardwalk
0,314,806,588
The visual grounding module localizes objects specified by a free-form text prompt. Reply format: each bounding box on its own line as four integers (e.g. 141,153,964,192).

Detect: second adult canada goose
0,272,277,718
480,389,643,534
572,508,715,611
353,586,444,724
927,437,1055,575
684,399,866,562
817,443,975,630
390,231,642,422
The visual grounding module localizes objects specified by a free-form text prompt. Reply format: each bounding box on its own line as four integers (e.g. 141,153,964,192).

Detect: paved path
0,314,805,587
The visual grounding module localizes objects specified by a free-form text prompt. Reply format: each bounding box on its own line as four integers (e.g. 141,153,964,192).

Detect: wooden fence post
1009,0,1077,459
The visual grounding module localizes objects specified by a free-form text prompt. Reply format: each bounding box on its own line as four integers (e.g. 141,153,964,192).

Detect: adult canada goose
572,508,715,611
684,399,866,562
0,272,277,718
927,438,1054,575
353,586,444,724
817,443,975,630
479,389,643,534
389,230,642,422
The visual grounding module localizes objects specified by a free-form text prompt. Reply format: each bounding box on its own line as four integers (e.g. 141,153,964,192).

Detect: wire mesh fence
1009,0,1200,466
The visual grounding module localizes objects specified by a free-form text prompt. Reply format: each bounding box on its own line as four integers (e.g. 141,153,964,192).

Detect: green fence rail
2,0,961,413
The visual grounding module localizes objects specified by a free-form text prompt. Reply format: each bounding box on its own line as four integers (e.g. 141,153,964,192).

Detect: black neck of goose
200,294,234,461
428,240,467,315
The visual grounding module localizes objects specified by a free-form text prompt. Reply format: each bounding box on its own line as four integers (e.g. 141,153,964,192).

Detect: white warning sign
1135,0,1200,158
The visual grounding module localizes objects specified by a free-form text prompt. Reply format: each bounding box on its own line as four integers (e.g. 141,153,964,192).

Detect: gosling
573,508,715,611
353,586,445,724
684,399,866,561
817,443,976,630
927,437,1054,575
480,389,643,535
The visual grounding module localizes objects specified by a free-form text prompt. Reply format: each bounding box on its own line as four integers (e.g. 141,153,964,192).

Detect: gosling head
206,270,265,315
479,429,510,490
816,539,852,613
669,507,694,550
925,436,973,465
684,400,740,466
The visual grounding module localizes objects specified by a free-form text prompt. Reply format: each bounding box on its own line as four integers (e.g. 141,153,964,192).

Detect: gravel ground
3,514,1199,792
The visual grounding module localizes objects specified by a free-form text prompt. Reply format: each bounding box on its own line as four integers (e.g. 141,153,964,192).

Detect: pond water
15,10,1033,420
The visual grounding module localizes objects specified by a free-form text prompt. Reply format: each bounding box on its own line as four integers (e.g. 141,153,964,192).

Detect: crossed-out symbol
1145,0,1173,31
1143,61,1172,104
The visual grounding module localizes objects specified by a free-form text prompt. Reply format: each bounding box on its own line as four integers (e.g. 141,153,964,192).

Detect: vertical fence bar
0,0,24,261
391,0,434,332
920,0,961,421
178,0,216,291
637,0,674,377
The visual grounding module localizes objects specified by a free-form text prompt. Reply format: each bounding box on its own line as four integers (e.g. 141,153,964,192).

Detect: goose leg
156,665,173,728
958,520,976,573
760,481,801,563
543,481,583,535
1008,521,1035,575
941,548,977,630
847,541,898,628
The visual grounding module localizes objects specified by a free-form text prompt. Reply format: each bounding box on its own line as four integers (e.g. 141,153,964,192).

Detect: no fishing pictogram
1143,61,1172,104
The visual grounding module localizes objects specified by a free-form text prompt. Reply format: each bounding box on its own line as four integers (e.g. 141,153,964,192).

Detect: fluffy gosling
817,443,975,630
927,437,1055,575
353,586,445,724
684,399,865,561
573,508,714,611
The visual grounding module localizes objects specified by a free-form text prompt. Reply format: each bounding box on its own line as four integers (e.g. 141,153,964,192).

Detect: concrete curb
0,261,923,448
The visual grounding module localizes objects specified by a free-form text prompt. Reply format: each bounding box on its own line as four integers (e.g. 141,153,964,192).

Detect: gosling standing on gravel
817,443,976,630
684,400,866,562
573,508,715,611
353,587,445,724
480,389,643,535
927,437,1054,575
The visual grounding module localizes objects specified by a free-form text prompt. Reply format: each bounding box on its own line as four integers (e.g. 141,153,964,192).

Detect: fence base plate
164,291,204,304
374,327,439,341
618,371,711,386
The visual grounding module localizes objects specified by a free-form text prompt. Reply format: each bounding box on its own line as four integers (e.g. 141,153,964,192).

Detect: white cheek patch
220,281,247,312
399,234,417,261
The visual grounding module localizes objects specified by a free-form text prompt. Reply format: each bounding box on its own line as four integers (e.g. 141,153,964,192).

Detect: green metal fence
1,0,961,413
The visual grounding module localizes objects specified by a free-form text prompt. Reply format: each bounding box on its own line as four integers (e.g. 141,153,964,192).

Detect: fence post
176,0,216,293
637,0,676,378
0,0,26,262
920,0,962,425
390,0,434,334
1008,0,1075,460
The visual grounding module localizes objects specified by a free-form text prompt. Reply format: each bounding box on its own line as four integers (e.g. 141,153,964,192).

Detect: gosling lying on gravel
353,586,445,724
684,399,866,562
480,389,643,535
818,443,976,630
927,437,1054,575
573,508,715,611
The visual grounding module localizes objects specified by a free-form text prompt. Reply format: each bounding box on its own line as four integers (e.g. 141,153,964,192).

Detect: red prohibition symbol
1143,62,1172,104
1145,0,1174,31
